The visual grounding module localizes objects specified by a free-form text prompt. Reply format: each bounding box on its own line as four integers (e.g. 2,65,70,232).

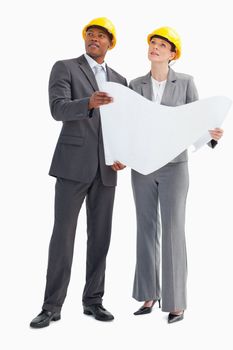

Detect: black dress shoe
168,311,184,324
134,299,161,315
83,304,114,321
30,310,61,328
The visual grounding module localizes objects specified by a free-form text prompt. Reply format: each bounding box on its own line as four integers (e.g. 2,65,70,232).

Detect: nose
90,33,99,41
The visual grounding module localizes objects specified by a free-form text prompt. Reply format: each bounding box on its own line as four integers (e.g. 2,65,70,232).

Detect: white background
1,0,233,349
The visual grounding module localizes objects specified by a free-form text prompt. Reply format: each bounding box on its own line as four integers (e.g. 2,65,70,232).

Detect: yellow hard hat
147,26,181,60
82,17,116,49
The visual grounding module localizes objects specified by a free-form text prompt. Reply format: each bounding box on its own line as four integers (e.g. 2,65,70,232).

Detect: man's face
85,26,113,62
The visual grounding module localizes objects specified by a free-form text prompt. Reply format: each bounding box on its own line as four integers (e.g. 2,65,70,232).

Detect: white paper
100,82,232,175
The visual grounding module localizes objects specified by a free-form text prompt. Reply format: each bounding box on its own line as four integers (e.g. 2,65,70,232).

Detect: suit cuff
210,139,218,148
88,108,94,118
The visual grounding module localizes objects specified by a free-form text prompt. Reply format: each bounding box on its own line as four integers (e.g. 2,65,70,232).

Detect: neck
94,57,105,64
86,53,105,64
151,62,169,81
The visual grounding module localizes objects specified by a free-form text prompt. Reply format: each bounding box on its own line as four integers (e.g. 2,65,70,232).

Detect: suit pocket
58,135,84,146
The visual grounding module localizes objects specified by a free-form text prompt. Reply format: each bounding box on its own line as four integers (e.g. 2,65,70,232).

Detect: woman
130,26,223,323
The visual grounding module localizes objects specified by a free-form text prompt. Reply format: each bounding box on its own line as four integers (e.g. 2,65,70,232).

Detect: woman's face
148,37,176,63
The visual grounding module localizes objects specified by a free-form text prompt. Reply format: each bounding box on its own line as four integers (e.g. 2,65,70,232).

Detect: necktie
94,64,106,89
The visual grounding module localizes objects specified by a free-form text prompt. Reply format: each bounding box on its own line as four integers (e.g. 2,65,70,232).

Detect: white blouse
151,76,167,104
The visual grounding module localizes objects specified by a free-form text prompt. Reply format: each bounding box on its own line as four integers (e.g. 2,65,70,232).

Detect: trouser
42,171,115,313
132,162,189,312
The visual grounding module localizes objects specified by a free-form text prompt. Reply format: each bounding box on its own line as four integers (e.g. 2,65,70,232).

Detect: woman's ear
170,51,176,61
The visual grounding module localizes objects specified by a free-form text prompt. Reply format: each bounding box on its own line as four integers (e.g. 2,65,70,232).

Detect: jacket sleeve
49,61,91,121
128,82,133,90
186,76,199,103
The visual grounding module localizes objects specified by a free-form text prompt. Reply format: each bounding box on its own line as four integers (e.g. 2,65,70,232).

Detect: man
30,17,127,328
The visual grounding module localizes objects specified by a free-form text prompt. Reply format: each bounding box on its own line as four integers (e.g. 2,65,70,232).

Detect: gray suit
130,68,214,311
49,55,126,186
42,55,127,313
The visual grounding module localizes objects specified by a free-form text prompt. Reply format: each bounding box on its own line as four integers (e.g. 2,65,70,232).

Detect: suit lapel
77,55,99,91
77,56,120,89
141,72,153,101
106,66,116,82
161,68,177,106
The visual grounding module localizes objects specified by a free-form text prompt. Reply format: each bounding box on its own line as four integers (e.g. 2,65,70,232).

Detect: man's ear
108,40,114,49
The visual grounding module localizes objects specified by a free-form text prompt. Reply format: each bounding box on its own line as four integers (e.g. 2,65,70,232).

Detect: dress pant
132,162,189,312
42,171,115,313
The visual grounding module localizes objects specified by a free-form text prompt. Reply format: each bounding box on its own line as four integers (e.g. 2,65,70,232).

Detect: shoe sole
168,315,184,324
83,310,114,321
30,315,61,329
134,309,152,315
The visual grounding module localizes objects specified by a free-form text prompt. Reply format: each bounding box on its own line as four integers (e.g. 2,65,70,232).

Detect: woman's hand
111,161,126,171
209,128,224,141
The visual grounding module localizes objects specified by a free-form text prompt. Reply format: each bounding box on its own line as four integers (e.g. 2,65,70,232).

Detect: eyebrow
86,29,107,35
151,38,168,46
152,38,167,43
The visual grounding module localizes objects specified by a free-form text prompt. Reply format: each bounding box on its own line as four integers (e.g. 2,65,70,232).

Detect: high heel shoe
168,311,184,324
134,299,161,315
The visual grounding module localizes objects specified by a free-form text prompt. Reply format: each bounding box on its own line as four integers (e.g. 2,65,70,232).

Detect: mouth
88,43,100,49
150,51,159,56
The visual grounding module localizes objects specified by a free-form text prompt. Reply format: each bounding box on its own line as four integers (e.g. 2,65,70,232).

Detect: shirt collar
84,53,106,72
151,76,167,85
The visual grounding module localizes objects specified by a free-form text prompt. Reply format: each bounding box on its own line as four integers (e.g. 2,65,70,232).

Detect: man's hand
209,128,224,141
111,161,126,171
88,91,113,109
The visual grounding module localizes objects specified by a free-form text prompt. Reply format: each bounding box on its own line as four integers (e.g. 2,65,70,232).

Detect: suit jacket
48,54,127,186
130,68,208,163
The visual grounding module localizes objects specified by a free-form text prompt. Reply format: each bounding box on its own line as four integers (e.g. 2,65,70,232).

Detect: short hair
86,25,113,42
